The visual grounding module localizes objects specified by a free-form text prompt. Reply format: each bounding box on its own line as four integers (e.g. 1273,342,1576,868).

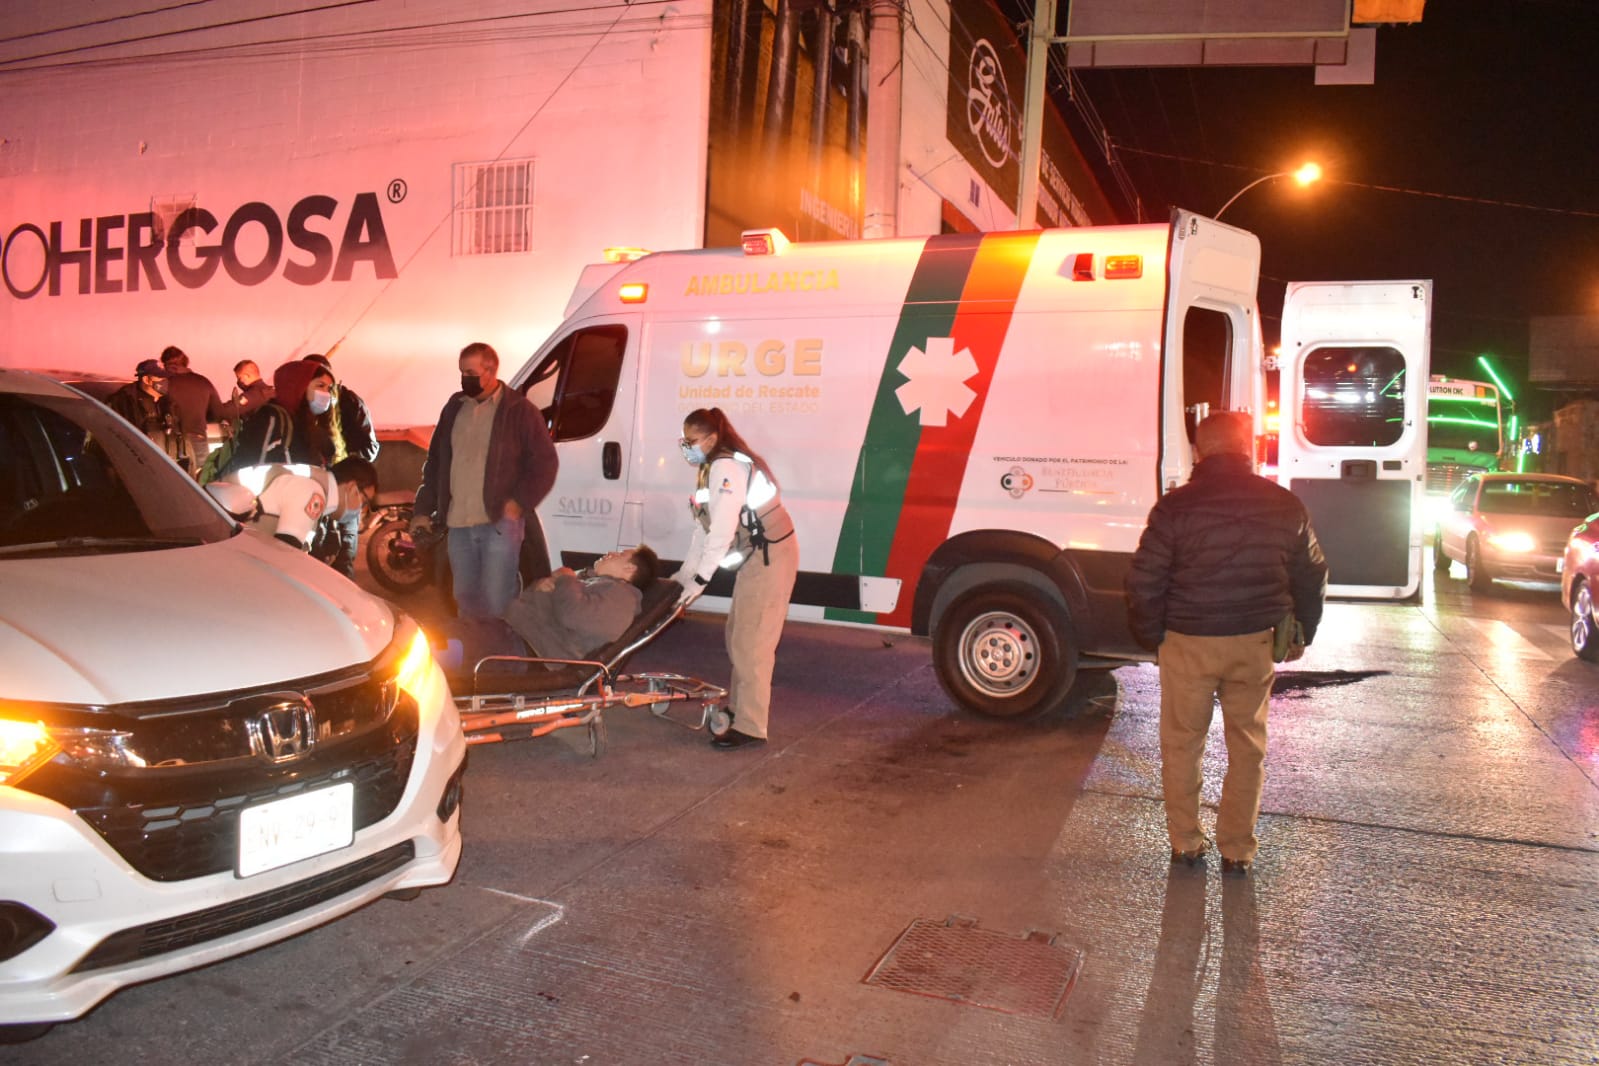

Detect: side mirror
206,481,258,520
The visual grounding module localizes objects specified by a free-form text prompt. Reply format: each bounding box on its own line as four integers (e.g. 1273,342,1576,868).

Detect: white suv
0,370,465,1040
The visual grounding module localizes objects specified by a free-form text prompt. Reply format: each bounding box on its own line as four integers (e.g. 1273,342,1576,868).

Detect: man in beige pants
1125,412,1327,876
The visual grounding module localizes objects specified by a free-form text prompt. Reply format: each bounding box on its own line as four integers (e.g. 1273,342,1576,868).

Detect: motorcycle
364,492,446,595
362,491,553,597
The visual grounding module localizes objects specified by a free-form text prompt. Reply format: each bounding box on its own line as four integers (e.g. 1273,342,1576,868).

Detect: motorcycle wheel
366,517,432,594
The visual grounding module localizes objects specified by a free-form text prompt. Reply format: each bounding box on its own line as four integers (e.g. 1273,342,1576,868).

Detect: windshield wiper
0,536,206,558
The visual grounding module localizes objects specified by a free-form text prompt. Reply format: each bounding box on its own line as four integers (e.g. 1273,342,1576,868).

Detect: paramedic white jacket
674,453,784,587
232,463,339,549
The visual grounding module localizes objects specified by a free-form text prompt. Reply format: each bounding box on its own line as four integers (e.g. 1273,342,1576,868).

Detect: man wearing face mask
108,359,183,462
414,342,558,625
159,346,230,475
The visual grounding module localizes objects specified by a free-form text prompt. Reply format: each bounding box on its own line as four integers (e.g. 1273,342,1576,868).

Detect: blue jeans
446,516,524,619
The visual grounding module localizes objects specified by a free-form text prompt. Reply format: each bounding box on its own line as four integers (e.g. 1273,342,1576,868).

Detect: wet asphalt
12,560,1599,1065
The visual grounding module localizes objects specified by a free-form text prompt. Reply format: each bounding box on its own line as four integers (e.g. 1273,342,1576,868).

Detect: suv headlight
0,718,61,787
373,612,437,716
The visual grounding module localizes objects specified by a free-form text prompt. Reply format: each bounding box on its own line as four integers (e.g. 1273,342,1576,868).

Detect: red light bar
1071,253,1094,281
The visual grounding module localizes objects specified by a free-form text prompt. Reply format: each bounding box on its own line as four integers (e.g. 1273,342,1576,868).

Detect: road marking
1463,618,1555,660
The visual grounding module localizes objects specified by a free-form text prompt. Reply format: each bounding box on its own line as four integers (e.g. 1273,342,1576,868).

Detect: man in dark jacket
107,359,181,461
159,346,229,475
230,360,276,420
414,341,558,620
1126,411,1327,877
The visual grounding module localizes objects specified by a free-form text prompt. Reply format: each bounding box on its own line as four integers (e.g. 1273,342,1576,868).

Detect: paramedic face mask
679,430,715,466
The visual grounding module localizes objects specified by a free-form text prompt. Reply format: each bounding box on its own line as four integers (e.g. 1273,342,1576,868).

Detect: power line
0,0,225,46
1112,144,1599,221
0,0,380,68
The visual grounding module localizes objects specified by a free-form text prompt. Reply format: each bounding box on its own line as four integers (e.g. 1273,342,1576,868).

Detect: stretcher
449,579,730,756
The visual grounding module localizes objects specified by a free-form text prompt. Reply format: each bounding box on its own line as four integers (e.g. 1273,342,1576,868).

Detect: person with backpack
672,407,798,750
214,359,323,480
300,353,379,578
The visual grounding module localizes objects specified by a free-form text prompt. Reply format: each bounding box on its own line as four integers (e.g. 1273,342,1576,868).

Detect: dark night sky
1011,0,1599,419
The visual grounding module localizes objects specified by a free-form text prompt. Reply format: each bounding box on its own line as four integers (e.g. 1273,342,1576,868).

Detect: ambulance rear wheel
933,584,1078,719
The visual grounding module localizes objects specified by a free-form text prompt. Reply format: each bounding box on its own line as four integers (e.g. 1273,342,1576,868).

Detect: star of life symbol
895,337,978,427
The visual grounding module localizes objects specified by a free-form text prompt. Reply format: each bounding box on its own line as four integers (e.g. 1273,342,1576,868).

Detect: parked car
1435,473,1599,592
0,369,465,1041
27,369,129,404
1561,514,1599,660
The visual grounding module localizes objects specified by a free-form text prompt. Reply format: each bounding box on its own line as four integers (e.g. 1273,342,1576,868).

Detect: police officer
673,407,798,749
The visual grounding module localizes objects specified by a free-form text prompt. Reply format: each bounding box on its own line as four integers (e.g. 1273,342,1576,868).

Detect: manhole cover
863,915,1082,1020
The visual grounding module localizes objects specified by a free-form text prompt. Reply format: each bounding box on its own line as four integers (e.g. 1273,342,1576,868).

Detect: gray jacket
501,570,642,661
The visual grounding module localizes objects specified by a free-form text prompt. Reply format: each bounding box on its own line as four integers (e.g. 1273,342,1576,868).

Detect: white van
0,370,465,1039
513,213,1264,718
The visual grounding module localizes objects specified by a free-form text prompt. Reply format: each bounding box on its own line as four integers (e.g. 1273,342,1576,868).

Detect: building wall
0,1,713,425
0,0,1113,428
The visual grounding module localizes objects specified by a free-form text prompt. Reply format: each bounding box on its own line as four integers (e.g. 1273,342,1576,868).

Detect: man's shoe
711,730,765,750
1170,844,1208,867
1221,857,1251,877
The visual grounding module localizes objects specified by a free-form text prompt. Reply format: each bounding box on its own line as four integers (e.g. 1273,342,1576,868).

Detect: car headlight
0,717,61,787
374,612,438,715
1487,531,1536,553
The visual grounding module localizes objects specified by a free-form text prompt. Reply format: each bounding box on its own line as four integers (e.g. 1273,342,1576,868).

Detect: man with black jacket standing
414,342,557,625
160,346,229,475
1126,411,1327,877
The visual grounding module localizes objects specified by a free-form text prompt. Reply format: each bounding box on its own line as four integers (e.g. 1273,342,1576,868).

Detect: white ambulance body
514,211,1263,717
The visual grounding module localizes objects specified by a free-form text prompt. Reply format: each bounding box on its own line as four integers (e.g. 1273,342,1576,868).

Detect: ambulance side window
1300,345,1406,448
520,325,627,442
1181,307,1232,442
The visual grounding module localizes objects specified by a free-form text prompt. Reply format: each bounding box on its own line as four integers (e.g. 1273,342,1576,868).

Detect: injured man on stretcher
437,545,661,673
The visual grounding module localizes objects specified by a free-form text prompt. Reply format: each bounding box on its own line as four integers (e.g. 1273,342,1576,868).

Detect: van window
519,325,627,442
1300,345,1406,448
1181,306,1232,442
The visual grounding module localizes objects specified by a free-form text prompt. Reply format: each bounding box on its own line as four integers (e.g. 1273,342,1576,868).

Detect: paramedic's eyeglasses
679,436,709,448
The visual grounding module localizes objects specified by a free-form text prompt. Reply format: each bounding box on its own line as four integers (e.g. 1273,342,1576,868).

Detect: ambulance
511,211,1264,718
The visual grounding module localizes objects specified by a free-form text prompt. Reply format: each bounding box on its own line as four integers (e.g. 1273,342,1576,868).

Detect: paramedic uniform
234,464,338,550
674,453,798,740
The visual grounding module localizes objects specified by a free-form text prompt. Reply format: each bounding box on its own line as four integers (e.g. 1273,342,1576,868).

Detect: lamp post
1215,162,1323,220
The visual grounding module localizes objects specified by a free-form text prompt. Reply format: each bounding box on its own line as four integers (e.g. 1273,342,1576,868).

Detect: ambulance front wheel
933,584,1079,719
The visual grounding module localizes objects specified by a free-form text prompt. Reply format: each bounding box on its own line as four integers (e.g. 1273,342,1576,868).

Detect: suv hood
0,533,396,705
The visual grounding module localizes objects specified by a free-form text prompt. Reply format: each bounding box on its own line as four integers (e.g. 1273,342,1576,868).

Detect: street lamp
1215,162,1323,220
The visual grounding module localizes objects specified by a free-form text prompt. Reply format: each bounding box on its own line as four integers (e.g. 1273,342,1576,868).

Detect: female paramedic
673,407,798,749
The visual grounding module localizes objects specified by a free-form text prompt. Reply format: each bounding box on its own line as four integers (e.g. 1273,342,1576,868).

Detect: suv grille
20,665,422,882
72,714,417,881
71,841,415,972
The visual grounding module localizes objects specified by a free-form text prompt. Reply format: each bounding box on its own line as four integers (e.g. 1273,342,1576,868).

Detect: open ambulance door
514,315,642,570
1278,281,1432,600
1160,211,1264,492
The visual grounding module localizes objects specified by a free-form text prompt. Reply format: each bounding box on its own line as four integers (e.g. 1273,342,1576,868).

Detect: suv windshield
0,385,234,554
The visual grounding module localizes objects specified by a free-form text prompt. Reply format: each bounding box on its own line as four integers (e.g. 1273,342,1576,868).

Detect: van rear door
1161,211,1264,493
1278,280,1432,600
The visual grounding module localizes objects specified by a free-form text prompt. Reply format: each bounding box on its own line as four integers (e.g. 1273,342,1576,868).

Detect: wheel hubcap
958,610,1039,697
1574,585,1594,651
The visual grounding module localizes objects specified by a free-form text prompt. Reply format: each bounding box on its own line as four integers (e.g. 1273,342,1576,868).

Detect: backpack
200,402,294,484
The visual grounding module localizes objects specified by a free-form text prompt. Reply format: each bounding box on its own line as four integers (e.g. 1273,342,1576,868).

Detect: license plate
237,782,355,878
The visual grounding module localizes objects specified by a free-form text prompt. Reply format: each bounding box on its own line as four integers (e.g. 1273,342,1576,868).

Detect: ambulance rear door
1161,211,1264,493
1279,280,1432,600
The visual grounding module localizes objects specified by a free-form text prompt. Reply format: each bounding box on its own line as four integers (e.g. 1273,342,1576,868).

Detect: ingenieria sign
0,191,398,299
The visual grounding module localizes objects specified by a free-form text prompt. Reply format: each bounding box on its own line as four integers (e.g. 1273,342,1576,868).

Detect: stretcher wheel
707,705,733,737
587,716,607,759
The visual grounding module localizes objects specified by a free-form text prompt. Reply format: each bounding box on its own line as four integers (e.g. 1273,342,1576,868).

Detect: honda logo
247,696,318,763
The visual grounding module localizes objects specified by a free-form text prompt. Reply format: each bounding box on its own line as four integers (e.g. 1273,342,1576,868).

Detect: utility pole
1014,0,1056,228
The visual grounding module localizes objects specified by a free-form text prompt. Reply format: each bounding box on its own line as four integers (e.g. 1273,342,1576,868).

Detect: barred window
452,159,534,256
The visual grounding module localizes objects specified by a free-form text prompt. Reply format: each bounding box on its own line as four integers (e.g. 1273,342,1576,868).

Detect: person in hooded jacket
219,359,325,477
673,406,798,750
299,353,379,577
